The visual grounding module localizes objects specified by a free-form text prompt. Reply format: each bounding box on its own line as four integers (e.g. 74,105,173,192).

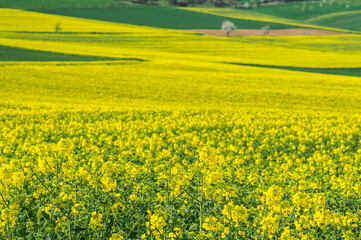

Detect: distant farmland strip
0,0,121,9
226,62,361,78
34,6,300,30
309,12,361,31
244,1,361,21
0,45,128,62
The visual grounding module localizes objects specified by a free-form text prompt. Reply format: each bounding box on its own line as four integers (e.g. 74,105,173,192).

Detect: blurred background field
1,9,361,113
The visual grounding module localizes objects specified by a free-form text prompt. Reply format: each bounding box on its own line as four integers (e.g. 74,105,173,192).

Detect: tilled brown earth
183,28,350,37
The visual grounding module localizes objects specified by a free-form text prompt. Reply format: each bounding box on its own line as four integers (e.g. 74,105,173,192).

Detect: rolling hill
245,0,361,20
308,10,361,32
0,0,129,9
34,6,300,30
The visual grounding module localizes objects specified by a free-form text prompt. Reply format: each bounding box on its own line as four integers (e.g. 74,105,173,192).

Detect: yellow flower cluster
222,202,248,226
0,110,359,238
89,212,103,230
146,212,167,240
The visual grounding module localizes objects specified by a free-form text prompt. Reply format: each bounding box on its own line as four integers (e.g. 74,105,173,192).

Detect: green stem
68,219,72,240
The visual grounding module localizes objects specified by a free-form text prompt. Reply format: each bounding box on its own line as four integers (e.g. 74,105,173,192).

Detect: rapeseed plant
1,7,361,240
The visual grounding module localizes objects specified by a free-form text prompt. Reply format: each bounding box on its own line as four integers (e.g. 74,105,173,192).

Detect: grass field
309,11,361,32
34,6,300,30
0,0,130,9
1,7,361,240
227,62,361,78
184,7,359,33
0,45,122,61
6,1,359,33
247,0,361,20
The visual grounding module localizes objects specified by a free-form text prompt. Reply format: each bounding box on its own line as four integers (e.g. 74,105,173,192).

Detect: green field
227,62,361,78
0,0,129,9
34,6,300,29
309,11,361,31
5,0,361,32
247,1,361,20
0,45,123,61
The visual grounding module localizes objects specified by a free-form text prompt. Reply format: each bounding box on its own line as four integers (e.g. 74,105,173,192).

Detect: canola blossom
1,111,361,239
1,8,361,240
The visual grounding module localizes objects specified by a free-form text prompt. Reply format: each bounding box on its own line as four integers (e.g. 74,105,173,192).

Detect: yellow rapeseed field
1,9,361,239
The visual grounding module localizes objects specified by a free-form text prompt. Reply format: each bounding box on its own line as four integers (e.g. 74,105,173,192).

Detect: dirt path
183,28,350,37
